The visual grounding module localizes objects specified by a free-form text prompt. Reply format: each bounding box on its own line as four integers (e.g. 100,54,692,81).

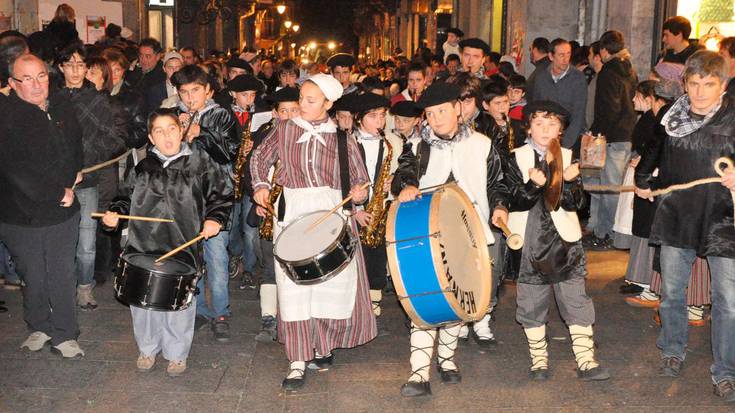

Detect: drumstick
90,212,175,223
155,234,206,263
495,218,524,251
306,182,371,232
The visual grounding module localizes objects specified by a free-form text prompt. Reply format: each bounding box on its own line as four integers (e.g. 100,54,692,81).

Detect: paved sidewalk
0,250,731,412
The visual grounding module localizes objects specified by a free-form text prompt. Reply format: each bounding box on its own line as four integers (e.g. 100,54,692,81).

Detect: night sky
286,0,365,54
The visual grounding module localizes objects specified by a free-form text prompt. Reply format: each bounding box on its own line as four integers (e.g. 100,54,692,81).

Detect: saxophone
359,129,393,248
258,162,282,241
504,114,515,152
232,112,253,201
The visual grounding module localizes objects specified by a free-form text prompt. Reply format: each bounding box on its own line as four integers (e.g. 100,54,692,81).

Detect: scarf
151,143,193,168
419,120,472,149
661,93,723,138
292,116,337,146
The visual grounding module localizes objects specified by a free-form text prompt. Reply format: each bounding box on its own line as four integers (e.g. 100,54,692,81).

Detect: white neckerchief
292,116,337,146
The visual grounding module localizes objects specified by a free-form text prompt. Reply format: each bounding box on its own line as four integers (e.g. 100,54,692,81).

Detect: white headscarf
308,73,344,102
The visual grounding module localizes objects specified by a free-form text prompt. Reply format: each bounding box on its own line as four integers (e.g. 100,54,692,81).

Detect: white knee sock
458,323,469,338
688,305,704,321
287,361,305,378
524,326,548,371
437,324,461,371
408,323,436,382
369,289,382,317
260,284,277,318
473,313,494,339
569,324,599,371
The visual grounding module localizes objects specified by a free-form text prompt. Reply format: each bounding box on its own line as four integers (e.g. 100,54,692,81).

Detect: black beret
350,92,389,114
416,82,461,109
522,100,571,128
390,101,423,118
459,38,491,55
226,57,252,71
266,86,300,104
227,74,263,93
447,28,464,37
327,53,355,69
332,92,359,112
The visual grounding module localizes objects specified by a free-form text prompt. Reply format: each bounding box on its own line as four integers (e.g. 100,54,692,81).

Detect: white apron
274,186,359,321
613,165,635,236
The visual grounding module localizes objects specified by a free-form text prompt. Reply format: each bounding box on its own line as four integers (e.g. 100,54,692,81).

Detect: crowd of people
1,4,735,403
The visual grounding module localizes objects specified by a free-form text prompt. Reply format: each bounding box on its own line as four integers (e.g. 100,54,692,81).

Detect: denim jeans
228,197,258,273
197,230,231,319
588,142,630,238
658,245,735,383
0,240,20,282
75,187,98,286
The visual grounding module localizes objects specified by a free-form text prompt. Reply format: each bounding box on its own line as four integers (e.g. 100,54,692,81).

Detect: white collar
292,116,337,146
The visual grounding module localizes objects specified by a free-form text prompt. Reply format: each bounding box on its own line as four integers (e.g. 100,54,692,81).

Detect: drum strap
417,140,431,179
337,129,351,209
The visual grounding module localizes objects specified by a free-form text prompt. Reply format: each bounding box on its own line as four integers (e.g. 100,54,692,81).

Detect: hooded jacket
591,50,638,143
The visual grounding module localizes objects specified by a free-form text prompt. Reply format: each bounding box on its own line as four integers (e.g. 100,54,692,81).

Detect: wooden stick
495,219,513,238
155,234,205,263
306,182,371,232
494,218,524,250
81,150,132,174
90,212,174,223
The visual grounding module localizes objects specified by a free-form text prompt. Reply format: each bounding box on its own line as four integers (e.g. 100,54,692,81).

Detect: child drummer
102,108,233,377
504,100,609,381
395,82,509,397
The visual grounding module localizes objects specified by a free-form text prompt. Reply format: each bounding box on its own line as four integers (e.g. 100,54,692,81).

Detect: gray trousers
259,238,275,285
130,297,197,361
516,276,595,328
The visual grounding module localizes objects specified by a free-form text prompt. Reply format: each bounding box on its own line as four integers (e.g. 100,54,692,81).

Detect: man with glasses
56,41,126,311
0,53,85,358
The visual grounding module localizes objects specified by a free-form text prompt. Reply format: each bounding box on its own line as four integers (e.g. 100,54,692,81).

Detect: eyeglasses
11,72,50,85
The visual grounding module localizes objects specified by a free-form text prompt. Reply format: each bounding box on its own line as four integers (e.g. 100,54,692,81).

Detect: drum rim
121,252,197,276
386,183,492,328
273,210,348,264
283,239,356,285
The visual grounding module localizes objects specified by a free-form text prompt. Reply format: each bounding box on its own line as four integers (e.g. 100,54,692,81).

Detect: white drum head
274,211,345,261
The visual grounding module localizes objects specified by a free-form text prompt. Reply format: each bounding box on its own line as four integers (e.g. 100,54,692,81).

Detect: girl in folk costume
349,93,402,316
250,74,376,391
505,101,610,381
102,109,233,376
395,82,509,397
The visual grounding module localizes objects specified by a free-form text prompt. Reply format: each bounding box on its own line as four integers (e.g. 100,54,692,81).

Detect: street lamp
327,41,336,51
284,20,292,29
276,3,286,14
292,24,300,33
309,41,316,50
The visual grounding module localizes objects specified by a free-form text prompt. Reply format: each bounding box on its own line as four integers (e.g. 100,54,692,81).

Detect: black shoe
587,235,613,251
307,353,334,370
619,283,644,294
437,365,462,384
713,379,735,403
400,381,431,397
529,368,550,381
577,366,610,381
471,330,497,347
238,271,257,290
659,357,683,377
212,316,231,343
282,369,305,391
228,256,242,279
194,315,210,331
254,315,277,342
0,304,6,313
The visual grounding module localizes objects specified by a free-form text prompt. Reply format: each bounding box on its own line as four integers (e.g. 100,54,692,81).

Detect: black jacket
112,77,149,150
474,112,527,158
630,109,663,238
635,96,735,257
127,61,166,110
58,80,127,188
145,80,169,115
177,103,241,165
591,55,638,142
110,145,233,268
0,92,83,226
525,56,551,102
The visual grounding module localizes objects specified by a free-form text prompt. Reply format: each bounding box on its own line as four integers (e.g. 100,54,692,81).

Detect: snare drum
273,210,357,285
114,253,199,311
386,183,492,328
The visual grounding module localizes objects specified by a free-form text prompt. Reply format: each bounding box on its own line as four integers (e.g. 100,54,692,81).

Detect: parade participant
635,51,735,402
172,65,240,342
508,73,527,121
227,74,264,290
390,62,427,105
505,100,609,382
443,28,464,63
327,53,358,95
349,92,402,317
277,59,299,90
102,108,232,377
394,82,509,396
458,38,491,80
250,74,375,390
0,53,84,358
56,42,126,310
244,86,301,342
445,71,483,128
390,100,423,147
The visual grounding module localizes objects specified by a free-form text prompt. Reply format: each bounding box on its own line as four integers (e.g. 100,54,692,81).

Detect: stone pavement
0,250,732,412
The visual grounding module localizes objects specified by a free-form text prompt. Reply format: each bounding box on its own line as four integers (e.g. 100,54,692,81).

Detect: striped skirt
277,220,378,362
650,257,711,306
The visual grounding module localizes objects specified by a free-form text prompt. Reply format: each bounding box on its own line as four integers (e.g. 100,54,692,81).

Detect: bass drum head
274,211,345,262
125,253,196,276
430,184,492,322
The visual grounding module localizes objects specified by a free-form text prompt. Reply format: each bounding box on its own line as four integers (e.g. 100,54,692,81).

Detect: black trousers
361,243,388,290
95,165,121,281
0,213,80,345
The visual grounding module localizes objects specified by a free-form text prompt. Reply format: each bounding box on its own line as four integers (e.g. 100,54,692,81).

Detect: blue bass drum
386,183,492,328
